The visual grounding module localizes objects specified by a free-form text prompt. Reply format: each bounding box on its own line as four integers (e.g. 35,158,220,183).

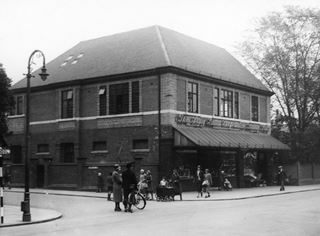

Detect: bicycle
128,188,146,210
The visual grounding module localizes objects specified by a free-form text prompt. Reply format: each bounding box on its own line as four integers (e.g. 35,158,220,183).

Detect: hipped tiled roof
12,26,269,93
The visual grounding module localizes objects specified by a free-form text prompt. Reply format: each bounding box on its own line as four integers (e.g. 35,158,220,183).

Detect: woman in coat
112,164,123,211
202,169,213,198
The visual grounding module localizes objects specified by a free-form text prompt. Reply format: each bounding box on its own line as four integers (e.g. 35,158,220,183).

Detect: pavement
1,184,320,228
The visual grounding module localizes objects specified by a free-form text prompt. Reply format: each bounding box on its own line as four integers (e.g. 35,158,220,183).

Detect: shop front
171,115,289,190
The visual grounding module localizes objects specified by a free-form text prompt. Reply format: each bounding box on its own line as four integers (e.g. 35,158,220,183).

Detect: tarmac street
1,186,320,236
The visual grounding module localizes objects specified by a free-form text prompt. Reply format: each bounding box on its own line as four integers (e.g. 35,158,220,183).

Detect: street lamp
21,50,49,222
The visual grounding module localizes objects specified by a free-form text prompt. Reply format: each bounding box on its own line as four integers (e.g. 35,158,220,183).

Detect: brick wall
240,92,250,120
199,82,213,115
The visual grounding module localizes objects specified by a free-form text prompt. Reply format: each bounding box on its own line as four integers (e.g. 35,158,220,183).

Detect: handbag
202,180,209,186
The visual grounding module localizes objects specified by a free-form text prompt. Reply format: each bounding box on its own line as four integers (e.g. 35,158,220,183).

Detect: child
106,172,113,200
97,172,104,192
224,178,232,191
159,176,168,187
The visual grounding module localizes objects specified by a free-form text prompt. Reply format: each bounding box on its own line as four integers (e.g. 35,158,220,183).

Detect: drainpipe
158,73,161,168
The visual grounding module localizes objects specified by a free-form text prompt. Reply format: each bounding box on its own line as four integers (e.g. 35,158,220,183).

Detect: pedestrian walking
106,172,113,200
218,170,225,191
202,169,213,198
97,172,104,192
112,164,123,211
172,168,182,200
4,171,11,190
145,170,154,200
138,169,148,195
195,165,204,198
277,166,287,191
122,162,137,213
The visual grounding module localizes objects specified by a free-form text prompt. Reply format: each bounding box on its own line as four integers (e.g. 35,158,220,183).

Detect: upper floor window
109,83,129,115
214,88,220,116
37,144,49,153
251,96,259,121
133,139,148,149
92,141,107,151
61,90,73,118
234,92,239,119
132,81,140,113
220,89,233,118
10,95,24,116
187,82,198,113
99,86,107,116
60,143,74,163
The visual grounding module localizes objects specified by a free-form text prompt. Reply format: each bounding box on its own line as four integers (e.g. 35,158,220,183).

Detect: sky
1,0,320,85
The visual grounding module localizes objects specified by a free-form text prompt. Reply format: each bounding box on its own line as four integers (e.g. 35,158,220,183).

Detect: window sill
131,149,150,153
8,114,25,118
36,152,50,155
91,150,109,154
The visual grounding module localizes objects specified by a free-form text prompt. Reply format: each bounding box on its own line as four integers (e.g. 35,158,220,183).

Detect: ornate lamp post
21,50,49,222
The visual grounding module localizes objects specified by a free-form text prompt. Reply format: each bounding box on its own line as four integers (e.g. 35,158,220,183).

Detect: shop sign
175,114,270,134
0,147,10,155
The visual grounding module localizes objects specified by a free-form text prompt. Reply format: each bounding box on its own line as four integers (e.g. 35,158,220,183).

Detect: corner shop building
6,26,289,190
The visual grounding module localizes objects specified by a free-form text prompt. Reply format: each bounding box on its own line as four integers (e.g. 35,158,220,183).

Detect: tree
240,6,320,159
0,63,14,137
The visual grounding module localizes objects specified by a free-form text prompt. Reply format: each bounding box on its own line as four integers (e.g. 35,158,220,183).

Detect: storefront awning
174,127,290,150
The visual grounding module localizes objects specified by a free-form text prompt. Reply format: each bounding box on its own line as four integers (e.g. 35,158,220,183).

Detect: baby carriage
156,186,175,201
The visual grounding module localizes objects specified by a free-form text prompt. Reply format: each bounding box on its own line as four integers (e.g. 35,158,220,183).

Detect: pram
156,186,175,201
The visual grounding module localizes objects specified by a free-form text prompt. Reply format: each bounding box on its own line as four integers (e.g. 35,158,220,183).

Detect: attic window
61,62,67,67
71,60,78,65
77,53,84,58
66,56,73,61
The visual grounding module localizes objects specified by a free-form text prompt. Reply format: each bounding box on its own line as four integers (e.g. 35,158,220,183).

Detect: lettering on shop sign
175,114,270,134
88,166,98,169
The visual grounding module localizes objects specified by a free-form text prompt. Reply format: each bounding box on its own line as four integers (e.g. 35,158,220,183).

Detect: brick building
6,26,289,190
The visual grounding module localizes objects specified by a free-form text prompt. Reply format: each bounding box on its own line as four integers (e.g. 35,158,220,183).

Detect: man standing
122,162,137,213
112,164,122,211
277,166,287,191
195,165,204,198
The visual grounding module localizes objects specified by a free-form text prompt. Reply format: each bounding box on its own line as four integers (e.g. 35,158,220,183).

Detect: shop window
220,89,233,118
60,143,74,163
109,83,129,115
187,82,198,113
10,145,22,164
133,139,148,150
214,88,219,116
92,141,107,151
221,152,236,177
61,90,73,118
251,96,259,121
234,92,239,119
132,81,140,113
37,144,49,153
244,152,257,176
99,86,107,116
178,165,191,178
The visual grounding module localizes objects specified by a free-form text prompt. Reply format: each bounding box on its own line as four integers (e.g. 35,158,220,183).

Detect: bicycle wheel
132,192,146,210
